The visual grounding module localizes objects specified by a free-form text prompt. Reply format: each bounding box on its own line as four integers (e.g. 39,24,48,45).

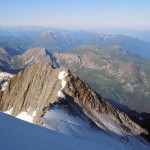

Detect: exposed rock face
128,111,150,140
0,60,148,138
12,47,59,69
64,71,148,136
1,60,64,124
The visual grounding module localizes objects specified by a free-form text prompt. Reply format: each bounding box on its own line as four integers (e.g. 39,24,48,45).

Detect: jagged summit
12,47,59,69
0,60,150,149
1,60,64,124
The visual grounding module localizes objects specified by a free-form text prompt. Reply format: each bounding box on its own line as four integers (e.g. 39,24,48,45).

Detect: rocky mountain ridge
0,60,149,139
12,47,59,69
1,28,150,59
1,45,150,112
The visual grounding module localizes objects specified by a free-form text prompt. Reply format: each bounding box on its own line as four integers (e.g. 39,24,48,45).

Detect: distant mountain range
1,27,150,59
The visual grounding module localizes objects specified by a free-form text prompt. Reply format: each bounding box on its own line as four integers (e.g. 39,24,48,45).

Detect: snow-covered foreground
42,103,150,150
1,112,150,150
0,112,110,150
3,103,150,150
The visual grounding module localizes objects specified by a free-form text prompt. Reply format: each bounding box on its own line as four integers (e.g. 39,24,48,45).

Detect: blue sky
0,0,150,29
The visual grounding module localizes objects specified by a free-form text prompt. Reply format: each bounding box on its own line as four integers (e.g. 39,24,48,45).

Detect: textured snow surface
0,113,110,150
42,105,150,150
2,107,150,150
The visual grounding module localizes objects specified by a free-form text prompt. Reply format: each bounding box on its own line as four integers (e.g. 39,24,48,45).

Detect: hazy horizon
0,0,150,30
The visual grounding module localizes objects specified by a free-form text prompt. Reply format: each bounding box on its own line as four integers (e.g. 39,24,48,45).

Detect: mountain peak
1,60,66,123
0,60,148,137
12,47,59,69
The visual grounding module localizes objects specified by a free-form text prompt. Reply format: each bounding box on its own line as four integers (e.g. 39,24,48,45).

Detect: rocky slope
0,46,23,72
12,47,59,69
0,48,11,69
0,60,149,141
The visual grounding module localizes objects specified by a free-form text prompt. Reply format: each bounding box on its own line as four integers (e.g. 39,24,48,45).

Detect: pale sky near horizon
0,0,150,29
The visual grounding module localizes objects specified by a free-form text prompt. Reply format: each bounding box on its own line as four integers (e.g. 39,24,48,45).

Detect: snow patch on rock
1,82,8,91
57,91,65,98
0,72,13,79
16,110,36,123
0,72,14,91
4,107,13,115
57,70,68,98
4,107,37,123
58,70,68,80
16,112,33,123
